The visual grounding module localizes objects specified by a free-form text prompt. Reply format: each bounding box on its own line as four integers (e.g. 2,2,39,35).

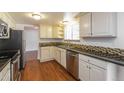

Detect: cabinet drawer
89,57,107,69
0,62,10,80
79,54,107,69
79,54,90,62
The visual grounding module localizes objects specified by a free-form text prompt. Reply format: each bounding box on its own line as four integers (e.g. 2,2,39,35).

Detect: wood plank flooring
21,60,76,81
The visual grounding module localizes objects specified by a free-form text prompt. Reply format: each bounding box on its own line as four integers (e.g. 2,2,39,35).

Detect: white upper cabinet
40,24,52,38
92,12,117,37
40,24,64,39
64,21,79,40
80,13,91,37
79,12,117,37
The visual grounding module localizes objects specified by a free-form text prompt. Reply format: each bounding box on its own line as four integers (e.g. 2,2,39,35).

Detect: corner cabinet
40,47,54,62
40,46,66,68
79,12,117,37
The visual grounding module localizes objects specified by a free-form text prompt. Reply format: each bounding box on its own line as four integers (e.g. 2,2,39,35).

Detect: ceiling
8,12,64,26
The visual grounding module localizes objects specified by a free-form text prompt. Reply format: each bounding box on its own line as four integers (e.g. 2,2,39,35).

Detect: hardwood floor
21,60,76,81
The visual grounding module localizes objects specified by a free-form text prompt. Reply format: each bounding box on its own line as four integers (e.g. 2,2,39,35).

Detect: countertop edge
40,45,124,66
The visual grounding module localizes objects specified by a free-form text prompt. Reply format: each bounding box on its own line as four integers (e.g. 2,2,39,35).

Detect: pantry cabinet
79,54,107,81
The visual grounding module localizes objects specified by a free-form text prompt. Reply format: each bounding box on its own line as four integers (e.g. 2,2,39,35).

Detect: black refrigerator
0,29,25,70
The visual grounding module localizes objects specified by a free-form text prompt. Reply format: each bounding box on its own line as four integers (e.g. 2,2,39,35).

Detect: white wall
23,30,39,51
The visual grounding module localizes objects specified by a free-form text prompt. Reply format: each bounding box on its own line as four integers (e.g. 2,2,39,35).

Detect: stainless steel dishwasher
66,50,79,80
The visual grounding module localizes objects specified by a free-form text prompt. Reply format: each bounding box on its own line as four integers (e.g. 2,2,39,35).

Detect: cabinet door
46,25,53,38
79,60,90,81
80,13,91,37
90,65,106,81
56,48,61,64
40,25,47,38
40,25,53,38
40,47,50,61
92,12,116,37
61,50,66,68
49,47,54,59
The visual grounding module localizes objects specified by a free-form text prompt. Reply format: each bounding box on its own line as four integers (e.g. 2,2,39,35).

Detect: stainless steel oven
11,54,20,81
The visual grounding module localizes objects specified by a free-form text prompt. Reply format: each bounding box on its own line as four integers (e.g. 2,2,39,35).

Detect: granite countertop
0,49,19,72
0,59,11,72
57,45,124,66
39,42,124,66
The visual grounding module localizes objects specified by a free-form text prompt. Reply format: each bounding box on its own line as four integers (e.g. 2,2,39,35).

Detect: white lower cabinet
0,62,10,81
90,65,106,81
60,49,66,68
55,48,66,68
56,48,61,64
79,60,90,81
79,54,107,81
40,46,54,62
40,46,66,68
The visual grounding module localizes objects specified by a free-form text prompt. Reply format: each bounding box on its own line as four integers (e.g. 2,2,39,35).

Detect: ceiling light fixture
32,13,41,20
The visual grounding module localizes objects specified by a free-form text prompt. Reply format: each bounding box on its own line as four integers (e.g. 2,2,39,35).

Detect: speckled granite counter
39,42,124,66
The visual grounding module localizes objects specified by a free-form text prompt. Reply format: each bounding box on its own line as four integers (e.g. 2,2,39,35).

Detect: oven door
11,55,20,81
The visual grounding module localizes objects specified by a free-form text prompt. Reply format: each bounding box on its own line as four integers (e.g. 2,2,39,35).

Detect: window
64,22,79,40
